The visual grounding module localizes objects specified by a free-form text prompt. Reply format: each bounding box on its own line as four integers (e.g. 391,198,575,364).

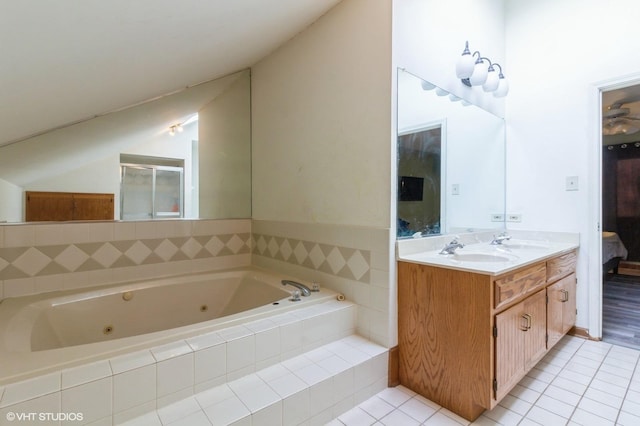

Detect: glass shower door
121,166,154,220
120,164,184,220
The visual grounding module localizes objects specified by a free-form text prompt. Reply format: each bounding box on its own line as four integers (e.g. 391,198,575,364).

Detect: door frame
588,72,640,339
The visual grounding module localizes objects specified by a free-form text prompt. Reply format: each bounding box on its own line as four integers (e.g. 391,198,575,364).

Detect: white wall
199,71,251,219
0,178,22,222
252,0,392,227
252,0,395,347
505,0,640,334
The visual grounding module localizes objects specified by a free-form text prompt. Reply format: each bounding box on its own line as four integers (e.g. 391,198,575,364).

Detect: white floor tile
397,397,437,423
482,404,522,425
577,397,619,421
570,408,615,426
338,407,376,426
542,384,581,406
423,411,467,425
498,394,532,416
534,394,574,419
375,387,414,407
379,409,421,426
617,410,640,426
358,396,395,420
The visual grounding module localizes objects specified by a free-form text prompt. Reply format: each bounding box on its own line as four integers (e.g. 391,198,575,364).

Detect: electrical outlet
566,176,579,191
491,214,505,222
452,184,460,195
507,214,522,222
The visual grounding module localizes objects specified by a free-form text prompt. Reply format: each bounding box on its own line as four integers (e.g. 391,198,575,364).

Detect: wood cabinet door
523,290,547,369
73,193,114,220
25,191,114,221
547,273,577,349
495,300,527,401
562,274,577,333
547,280,565,349
495,289,546,401
25,191,73,221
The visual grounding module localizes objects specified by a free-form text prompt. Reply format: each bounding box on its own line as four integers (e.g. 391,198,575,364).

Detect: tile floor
331,336,640,426
125,335,640,425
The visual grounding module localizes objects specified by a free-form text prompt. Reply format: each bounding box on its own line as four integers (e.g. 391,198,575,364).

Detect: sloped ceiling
0,0,342,147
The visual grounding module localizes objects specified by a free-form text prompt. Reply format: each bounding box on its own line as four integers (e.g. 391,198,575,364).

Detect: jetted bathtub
0,267,334,384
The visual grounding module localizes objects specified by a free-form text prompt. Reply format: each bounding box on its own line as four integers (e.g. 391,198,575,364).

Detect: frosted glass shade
468,61,488,86
482,69,500,92
493,78,509,97
456,53,475,79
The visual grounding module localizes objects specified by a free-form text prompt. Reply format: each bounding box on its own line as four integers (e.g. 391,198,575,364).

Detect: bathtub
0,267,335,385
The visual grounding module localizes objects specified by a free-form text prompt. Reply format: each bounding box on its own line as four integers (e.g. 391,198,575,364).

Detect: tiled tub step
0,299,387,425
125,335,389,426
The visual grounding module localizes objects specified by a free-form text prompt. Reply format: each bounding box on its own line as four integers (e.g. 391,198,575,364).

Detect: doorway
600,84,640,349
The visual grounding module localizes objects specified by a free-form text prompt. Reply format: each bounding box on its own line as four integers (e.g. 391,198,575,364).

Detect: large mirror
0,69,251,223
397,69,505,238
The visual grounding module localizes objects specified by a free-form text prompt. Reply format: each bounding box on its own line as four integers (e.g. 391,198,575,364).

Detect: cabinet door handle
560,289,569,302
520,313,532,331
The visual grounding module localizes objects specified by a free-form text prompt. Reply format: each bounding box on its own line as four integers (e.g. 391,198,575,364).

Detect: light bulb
435,88,449,97
493,76,509,97
169,126,175,136
455,42,475,79
482,66,499,92
421,80,436,91
176,124,184,133
468,59,489,86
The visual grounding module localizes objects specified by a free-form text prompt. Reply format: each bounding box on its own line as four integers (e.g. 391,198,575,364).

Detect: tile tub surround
252,220,393,348
0,300,364,425
0,219,251,299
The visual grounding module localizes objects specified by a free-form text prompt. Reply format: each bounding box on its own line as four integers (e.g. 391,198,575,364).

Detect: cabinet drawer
547,250,577,283
494,263,547,310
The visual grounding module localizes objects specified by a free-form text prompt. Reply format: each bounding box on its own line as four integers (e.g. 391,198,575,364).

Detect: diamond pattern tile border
0,233,251,280
252,233,371,284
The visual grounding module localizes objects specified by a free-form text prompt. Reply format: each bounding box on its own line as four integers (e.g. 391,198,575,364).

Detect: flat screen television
398,176,424,201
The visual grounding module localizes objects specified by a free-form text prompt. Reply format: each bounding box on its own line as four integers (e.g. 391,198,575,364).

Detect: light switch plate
566,176,579,191
452,184,460,195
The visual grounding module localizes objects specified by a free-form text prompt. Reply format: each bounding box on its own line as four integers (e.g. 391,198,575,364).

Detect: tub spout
281,280,311,297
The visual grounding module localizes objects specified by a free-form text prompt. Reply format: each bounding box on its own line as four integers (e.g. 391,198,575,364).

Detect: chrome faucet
282,280,311,297
439,238,464,255
490,232,511,245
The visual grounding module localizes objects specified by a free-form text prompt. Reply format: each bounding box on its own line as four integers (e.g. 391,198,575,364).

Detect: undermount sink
499,242,549,250
451,253,513,263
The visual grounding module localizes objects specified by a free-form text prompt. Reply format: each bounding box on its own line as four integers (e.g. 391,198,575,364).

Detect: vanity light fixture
456,41,509,97
168,123,184,136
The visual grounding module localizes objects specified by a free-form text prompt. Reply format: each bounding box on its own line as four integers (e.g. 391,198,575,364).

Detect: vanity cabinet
397,249,577,421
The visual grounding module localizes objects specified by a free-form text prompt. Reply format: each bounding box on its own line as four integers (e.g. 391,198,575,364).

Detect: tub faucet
490,232,511,245
440,238,465,255
282,280,311,297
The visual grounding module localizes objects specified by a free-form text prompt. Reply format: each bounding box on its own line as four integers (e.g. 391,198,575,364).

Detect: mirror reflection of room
396,69,506,239
0,69,250,223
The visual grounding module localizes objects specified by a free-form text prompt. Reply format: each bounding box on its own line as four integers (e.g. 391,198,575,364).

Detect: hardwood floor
603,273,640,349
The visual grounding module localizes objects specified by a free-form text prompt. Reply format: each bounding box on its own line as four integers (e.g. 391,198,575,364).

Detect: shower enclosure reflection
396,69,506,238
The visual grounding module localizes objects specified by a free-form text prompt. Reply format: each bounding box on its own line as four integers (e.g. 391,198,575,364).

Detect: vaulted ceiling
0,0,341,147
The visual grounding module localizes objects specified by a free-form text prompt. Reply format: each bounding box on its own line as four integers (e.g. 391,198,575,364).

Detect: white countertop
396,230,580,276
